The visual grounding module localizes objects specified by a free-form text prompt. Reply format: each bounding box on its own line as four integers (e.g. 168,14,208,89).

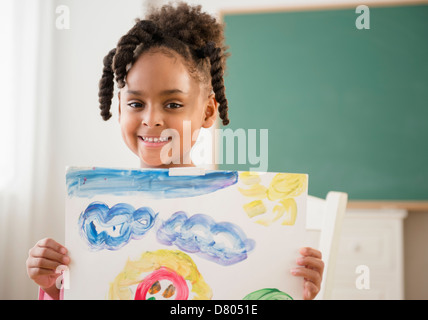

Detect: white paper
64,167,311,300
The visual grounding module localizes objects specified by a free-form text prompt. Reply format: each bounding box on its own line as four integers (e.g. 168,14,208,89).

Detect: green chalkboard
219,4,428,200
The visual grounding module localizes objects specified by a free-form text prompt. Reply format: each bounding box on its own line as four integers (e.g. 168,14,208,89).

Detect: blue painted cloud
78,201,158,251
156,211,255,266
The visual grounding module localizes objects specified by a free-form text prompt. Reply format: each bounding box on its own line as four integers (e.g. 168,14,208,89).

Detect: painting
64,167,311,300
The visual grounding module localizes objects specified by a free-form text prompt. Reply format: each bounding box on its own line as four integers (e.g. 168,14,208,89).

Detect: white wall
41,0,143,237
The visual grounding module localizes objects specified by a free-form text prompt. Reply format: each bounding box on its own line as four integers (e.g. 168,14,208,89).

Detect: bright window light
0,0,16,189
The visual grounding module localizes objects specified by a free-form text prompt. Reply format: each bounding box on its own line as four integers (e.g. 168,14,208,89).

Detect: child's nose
141,106,163,127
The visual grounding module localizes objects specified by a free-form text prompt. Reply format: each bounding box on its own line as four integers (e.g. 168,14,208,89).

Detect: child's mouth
139,135,172,147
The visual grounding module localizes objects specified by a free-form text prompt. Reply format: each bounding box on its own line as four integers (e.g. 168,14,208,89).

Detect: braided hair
98,2,230,125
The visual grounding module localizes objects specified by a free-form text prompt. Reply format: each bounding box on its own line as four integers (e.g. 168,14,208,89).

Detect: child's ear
202,93,218,128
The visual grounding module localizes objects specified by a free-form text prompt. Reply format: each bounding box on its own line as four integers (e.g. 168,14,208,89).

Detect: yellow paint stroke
243,200,267,218
280,198,297,226
238,184,267,199
267,173,307,201
255,198,297,226
238,172,306,227
239,171,261,185
255,204,285,226
108,249,212,300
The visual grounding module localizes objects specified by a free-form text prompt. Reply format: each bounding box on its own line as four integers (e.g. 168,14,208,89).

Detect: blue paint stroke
157,211,255,266
66,167,238,199
78,201,158,251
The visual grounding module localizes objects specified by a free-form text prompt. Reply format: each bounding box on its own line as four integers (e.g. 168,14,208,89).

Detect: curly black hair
98,1,230,125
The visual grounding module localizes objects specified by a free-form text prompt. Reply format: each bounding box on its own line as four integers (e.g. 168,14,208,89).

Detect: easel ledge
347,201,428,212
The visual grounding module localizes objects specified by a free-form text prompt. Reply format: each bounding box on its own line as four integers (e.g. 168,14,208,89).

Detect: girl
26,2,324,300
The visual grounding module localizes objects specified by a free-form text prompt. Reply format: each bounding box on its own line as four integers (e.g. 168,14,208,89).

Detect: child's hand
26,238,70,297
291,247,324,300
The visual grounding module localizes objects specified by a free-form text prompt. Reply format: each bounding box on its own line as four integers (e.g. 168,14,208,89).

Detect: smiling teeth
142,136,169,143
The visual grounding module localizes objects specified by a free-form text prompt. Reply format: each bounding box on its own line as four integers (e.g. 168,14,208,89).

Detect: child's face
118,48,217,168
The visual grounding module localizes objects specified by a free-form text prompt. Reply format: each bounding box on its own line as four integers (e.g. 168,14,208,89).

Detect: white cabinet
331,209,407,300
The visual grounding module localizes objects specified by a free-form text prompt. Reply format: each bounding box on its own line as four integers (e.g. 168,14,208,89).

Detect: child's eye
165,103,183,109
128,102,144,109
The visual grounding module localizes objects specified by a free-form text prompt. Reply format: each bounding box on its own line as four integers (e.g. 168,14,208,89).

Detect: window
0,0,16,189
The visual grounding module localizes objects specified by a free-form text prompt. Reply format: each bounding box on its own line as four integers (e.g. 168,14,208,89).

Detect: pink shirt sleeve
38,287,64,300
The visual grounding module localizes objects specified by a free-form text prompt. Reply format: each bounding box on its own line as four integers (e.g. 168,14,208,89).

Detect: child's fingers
27,265,61,287
36,238,68,255
27,256,63,271
30,246,70,265
299,247,322,259
303,280,319,300
27,265,58,277
26,259,61,283
290,266,322,286
296,256,324,273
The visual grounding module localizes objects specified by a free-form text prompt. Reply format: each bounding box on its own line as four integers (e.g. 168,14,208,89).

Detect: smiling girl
26,2,324,300
116,45,218,167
